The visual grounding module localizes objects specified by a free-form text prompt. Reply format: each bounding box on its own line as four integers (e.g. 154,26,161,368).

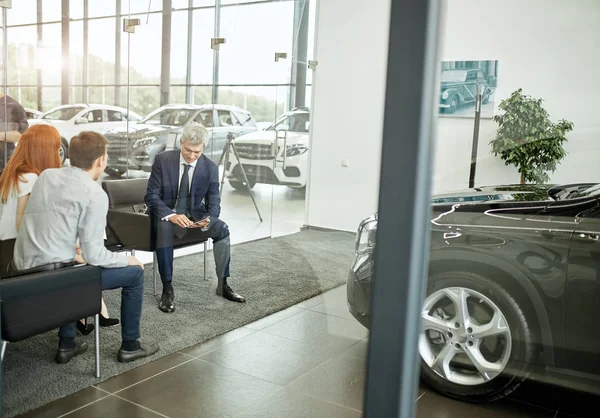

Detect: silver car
103,103,257,176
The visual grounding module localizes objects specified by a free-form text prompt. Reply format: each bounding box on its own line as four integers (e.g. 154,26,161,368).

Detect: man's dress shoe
217,284,246,303
55,340,88,364
159,290,175,313
117,342,160,363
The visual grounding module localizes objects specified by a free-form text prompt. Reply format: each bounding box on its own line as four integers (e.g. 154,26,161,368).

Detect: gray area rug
3,230,354,417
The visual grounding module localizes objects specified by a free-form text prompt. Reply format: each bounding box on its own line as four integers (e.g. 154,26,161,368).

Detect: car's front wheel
444,95,459,114
419,271,535,402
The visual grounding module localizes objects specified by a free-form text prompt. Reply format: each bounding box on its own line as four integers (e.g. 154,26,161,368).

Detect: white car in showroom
28,104,142,163
225,107,310,190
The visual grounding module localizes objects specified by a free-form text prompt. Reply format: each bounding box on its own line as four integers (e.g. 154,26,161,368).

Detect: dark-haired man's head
69,131,109,181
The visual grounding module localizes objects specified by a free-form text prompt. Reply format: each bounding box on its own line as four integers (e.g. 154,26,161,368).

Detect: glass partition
0,1,377,417
212,1,281,243
416,1,600,416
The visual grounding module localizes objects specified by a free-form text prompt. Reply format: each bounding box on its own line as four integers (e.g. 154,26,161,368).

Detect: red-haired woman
0,124,62,256
0,124,118,332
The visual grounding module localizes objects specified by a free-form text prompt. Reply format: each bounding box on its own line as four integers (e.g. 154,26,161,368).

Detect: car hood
103,123,178,139
430,184,557,204
232,130,308,146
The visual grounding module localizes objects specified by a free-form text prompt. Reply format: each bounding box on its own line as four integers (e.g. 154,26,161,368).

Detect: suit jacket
145,150,221,222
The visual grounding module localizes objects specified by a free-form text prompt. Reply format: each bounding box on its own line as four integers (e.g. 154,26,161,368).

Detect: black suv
348,183,600,402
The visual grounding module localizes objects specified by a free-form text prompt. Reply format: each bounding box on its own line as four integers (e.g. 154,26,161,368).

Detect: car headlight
442,90,449,99
356,219,377,254
132,136,158,148
284,144,308,157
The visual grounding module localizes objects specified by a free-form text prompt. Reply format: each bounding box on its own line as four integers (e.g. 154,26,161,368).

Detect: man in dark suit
145,123,246,313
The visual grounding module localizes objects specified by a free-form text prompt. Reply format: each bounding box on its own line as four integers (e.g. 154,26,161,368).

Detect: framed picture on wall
439,60,498,118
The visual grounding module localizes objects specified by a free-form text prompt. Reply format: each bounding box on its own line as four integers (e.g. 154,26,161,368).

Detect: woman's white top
0,172,38,241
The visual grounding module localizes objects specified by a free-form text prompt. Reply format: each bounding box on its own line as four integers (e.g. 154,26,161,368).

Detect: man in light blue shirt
14,131,159,364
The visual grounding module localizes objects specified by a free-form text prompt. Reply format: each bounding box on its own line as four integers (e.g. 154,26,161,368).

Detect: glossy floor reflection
18,285,599,417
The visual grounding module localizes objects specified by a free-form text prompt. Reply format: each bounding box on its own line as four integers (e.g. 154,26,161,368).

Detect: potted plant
490,88,574,184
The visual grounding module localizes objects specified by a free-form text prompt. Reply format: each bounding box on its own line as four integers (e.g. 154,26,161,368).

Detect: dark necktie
175,164,191,216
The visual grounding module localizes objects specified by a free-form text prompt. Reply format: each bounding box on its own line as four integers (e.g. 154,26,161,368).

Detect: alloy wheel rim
419,287,512,386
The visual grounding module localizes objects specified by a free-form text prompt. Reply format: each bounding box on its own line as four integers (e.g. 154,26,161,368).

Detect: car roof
42,103,141,116
156,103,250,113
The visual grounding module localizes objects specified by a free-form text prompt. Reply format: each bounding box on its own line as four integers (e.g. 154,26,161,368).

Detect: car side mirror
76,117,88,124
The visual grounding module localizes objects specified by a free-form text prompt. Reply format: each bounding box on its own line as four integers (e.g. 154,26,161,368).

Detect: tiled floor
18,285,599,418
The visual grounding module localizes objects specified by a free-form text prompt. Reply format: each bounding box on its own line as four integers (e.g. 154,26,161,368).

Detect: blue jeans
58,266,144,342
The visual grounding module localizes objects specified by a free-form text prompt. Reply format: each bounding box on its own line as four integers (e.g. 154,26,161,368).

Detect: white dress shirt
163,154,198,221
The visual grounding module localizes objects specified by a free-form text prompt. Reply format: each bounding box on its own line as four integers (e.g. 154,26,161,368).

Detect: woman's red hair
0,124,62,204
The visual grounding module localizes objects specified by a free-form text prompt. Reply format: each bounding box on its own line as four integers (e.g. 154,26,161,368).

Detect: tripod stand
218,132,263,222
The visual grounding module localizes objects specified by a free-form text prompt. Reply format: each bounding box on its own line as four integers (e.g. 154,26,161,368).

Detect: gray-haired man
145,123,246,313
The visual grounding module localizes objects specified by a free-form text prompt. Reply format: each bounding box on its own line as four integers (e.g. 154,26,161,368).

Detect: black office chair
102,179,209,296
0,264,103,378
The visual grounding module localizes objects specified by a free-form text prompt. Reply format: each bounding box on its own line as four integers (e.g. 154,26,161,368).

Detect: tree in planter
490,88,574,184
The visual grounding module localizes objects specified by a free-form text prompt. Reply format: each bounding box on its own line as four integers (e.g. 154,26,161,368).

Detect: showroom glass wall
0,1,382,416
1,0,316,246
415,1,600,412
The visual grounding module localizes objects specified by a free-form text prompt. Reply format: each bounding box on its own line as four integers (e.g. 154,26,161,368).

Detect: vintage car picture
439,60,498,118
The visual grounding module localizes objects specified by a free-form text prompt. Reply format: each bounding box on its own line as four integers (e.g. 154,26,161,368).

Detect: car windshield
573,183,600,197
266,113,310,133
139,108,196,126
41,106,86,121
441,70,467,82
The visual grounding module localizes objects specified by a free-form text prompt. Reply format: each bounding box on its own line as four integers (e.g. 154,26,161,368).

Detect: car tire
59,138,68,164
229,179,256,190
419,271,535,402
104,166,125,178
446,95,459,114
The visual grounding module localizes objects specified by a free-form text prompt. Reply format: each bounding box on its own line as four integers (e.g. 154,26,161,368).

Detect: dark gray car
348,183,600,403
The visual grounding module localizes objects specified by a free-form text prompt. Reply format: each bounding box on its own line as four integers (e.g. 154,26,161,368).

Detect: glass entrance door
268,0,313,239
212,0,285,244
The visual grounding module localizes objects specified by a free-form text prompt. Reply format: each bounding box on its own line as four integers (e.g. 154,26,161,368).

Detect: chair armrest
0,265,102,342
106,209,153,252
